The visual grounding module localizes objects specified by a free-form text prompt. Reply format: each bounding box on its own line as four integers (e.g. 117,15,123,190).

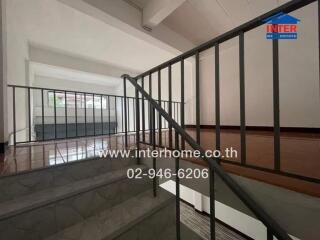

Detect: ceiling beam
143,0,186,29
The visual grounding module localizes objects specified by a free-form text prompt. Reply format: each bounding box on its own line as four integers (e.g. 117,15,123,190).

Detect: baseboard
0,142,8,154
185,125,320,133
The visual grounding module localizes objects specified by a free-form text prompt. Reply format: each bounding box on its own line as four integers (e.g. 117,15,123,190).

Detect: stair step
0,157,137,203
46,189,175,240
0,165,146,221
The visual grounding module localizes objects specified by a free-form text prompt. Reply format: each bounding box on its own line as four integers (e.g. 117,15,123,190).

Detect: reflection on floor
1,134,138,175
180,201,248,240
1,128,319,196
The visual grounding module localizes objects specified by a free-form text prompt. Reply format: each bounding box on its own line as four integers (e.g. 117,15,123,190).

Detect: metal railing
8,85,181,145
127,0,320,185
121,0,319,239
124,74,292,240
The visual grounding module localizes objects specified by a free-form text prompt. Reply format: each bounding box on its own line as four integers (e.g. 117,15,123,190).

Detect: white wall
198,3,320,128
4,0,194,140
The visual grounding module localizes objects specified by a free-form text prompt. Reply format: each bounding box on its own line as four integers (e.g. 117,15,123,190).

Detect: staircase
0,156,199,240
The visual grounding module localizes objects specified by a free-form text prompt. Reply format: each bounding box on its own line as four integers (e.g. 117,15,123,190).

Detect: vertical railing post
168,65,173,149
273,38,280,171
267,229,273,240
54,90,57,140
215,44,221,163
84,93,87,137
12,87,16,145
149,73,152,144
239,32,246,165
152,106,157,197
65,91,68,138
121,97,124,133
93,94,96,136
115,96,118,134
133,97,136,133
196,52,201,144
75,92,78,137
28,88,31,142
108,96,111,135
41,89,44,141
175,131,181,239
209,168,215,240
123,77,128,147
158,69,162,146
135,87,140,164
127,97,131,132
101,95,103,135
142,77,145,142
181,60,185,149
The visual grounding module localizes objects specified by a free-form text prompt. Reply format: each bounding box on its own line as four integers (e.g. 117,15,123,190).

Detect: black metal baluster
215,44,221,162
101,95,103,135
210,168,215,240
175,131,180,240
54,90,57,140
267,229,273,240
158,69,162,146
13,87,16,145
152,106,157,197
75,92,78,137
84,93,87,137
108,96,111,135
168,65,172,149
133,97,136,133
121,97,124,133
196,51,200,144
41,89,44,141
123,77,128,146
127,98,130,133
28,88,31,142
142,77,145,142
93,94,96,136
65,91,68,138
149,73,152,144
135,88,140,164
273,38,280,171
115,96,118,134
239,32,246,165
181,60,185,149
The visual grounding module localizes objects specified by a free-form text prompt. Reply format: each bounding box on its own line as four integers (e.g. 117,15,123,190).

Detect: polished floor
1,128,319,196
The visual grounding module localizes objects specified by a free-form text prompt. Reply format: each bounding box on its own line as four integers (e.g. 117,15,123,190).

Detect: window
48,91,107,109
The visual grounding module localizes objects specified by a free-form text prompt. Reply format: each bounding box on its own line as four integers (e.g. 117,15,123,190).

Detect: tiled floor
1,128,319,196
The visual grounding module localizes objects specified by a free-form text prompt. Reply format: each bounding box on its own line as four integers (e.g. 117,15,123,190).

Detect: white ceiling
129,0,291,45
29,62,121,87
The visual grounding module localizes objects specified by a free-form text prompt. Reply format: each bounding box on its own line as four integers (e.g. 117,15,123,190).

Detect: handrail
123,74,292,240
7,84,182,103
133,0,316,79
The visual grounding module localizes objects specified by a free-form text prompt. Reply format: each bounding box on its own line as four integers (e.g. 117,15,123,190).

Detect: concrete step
0,157,137,203
46,188,176,240
0,165,152,240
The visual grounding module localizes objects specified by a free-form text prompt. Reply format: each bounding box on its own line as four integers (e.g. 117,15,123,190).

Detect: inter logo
263,12,300,40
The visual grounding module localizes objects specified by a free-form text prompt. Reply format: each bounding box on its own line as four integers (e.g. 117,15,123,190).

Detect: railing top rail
124,74,293,240
7,84,182,103
134,0,315,79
